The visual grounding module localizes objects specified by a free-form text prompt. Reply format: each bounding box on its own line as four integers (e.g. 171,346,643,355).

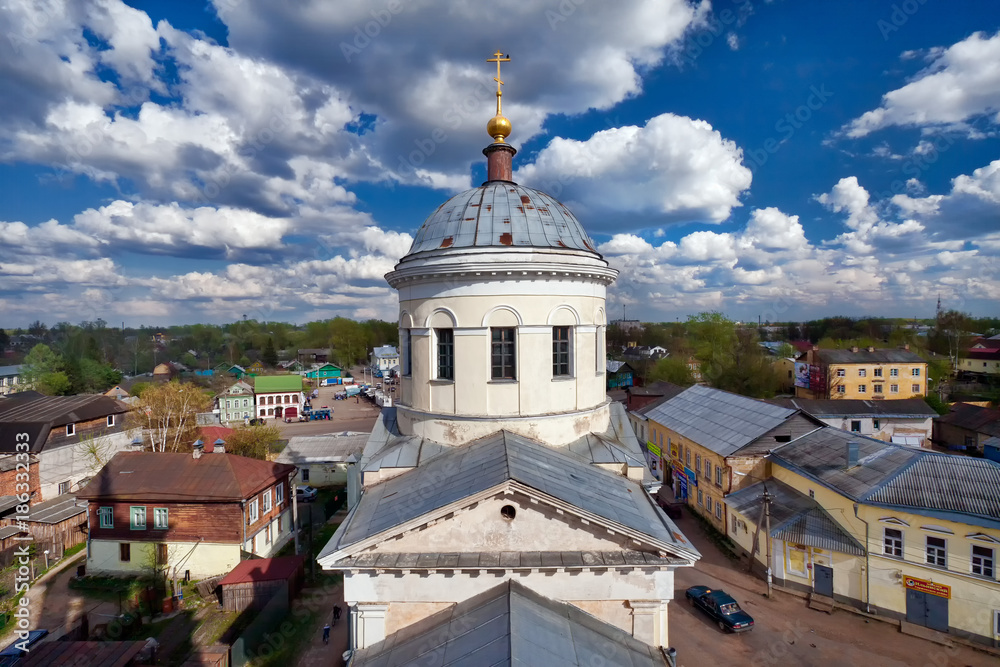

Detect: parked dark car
0,629,49,666
685,585,754,632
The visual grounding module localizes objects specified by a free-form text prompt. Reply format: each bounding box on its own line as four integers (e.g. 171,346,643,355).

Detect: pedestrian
333,604,342,625
322,623,330,644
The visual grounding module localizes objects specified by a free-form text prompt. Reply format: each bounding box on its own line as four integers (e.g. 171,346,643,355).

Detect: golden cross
487,50,510,115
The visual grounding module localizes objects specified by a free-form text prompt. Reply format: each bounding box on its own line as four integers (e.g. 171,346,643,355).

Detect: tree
38,371,72,396
130,382,152,398
20,343,64,392
225,424,281,460
131,382,212,453
262,337,278,367
646,357,695,386
76,429,122,476
935,309,972,375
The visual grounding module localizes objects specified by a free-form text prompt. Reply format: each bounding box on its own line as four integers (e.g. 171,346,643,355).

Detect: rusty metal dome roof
405,182,598,256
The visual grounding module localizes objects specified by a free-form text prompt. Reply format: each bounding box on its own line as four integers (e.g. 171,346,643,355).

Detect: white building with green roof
254,375,304,420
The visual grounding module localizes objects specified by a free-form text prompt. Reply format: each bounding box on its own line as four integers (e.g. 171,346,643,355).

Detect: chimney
867,346,875,353
851,346,859,353
903,343,910,351
214,439,226,454
192,440,204,460
846,440,859,468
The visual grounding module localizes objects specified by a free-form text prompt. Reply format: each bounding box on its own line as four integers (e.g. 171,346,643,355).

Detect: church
318,53,700,664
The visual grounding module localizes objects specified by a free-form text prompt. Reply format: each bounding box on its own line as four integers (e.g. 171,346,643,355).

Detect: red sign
903,576,951,599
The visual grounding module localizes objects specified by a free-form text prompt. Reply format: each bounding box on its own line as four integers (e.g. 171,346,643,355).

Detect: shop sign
684,467,698,486
647,441,661,457
903,575,951,599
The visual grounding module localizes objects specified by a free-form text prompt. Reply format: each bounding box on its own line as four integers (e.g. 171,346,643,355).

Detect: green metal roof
253,375,303,393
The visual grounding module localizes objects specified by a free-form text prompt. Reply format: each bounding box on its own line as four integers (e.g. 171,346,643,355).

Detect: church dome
405,181,599,257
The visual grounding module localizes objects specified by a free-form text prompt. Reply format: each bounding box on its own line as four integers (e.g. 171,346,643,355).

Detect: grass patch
252,606,322,667
69,575,145,602
64,543,86,558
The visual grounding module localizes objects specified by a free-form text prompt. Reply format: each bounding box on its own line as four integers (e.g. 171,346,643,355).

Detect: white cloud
845,31,1000,137
726,33,740,50
515,113,751,229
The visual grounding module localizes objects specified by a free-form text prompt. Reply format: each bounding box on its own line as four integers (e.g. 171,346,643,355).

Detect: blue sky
1,0,998,327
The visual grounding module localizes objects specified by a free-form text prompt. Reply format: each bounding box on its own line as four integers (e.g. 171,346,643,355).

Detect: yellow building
728,427,1000,645
642,385,823,534
795,346,928,400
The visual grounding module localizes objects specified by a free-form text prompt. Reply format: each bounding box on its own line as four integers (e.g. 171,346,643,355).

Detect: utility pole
763,485,773,598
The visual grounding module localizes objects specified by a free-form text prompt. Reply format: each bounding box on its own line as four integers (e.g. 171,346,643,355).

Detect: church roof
324,430,696,559
351,580,666,667
405,182,599,256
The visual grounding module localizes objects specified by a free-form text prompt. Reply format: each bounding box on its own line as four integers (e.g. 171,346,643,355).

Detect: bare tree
130,383,212,453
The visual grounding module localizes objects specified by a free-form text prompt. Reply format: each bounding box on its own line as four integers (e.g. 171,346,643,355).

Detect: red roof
200,426,235,452
219,555,305,586
790,340,813,352
22,640,147,666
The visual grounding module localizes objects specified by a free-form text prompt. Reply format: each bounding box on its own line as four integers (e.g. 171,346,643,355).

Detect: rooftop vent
845,440,860,469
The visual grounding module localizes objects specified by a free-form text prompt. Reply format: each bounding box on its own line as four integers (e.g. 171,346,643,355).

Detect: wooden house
77,450,296,579
218,555,305,612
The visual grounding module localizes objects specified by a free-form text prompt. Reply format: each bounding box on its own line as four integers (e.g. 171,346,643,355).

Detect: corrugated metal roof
0,526,23,540
726,480,865,556
866,455,1000,519
643,385,796,456
936,403,1000,435
813,348,925,364
333,550,685,570
0,366,22,378
0,394,128,425
772,428,1000,526
405,183,598,256
252,375,303,393
23,494,86,524
218,555,304,586
767,397,938,418
606,360,630,374
351,580,664,667
333,431,693,555
276,433,368,465
20,640,148,666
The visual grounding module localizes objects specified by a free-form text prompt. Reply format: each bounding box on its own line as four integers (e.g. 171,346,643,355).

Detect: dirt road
669,514,996,667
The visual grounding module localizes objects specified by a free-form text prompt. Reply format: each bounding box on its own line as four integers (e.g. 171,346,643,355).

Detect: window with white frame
715,502,723,519
890,384,899,393
883,527,903,558
873,419,880,430
58,480,70,494
107,414,115,427
874,367,883,377
705,496,712,513
912,368,921,376
403,329,412,376
66,423,75,436
491,327,516,380
858,368,867,377
552,326,572,377
836,385,846,394
154,507,168,529
836,368,845,377
276,482,284,504
873,384,883,394
926,536,946,567
912,384,921,394
130,506,146,530
262,489,272,513
715,466,723,487
972,545,995,578
248,498,259,523
890,368,898,377
695,454,701,473
98,507,113,529
704,459,711,479
858,384,867,394
697,489,703,506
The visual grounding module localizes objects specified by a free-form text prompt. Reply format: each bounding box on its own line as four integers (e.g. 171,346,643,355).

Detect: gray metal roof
23,494,86,524
865,454,1000,520
643,385,797,456
772,428,1000,527
0,366,22,378
0,496,20,514
351,580,665,667
0,526,23,541
275,433,368,465
813,348,925,364
767,397,938,419
405,182,598,256
333,550,685,570
333,431,694,556
771,428,918,501
362,435,446,472
726,480,865,556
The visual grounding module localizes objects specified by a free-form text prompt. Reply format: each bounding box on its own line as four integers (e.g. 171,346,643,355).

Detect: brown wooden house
76,450,296,580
